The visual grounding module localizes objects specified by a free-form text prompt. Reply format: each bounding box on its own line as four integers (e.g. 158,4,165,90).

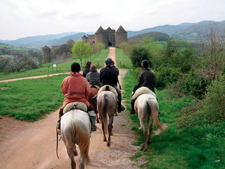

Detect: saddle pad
98,85,118,96
63,102,88,114
90,85,100,90
131,87,156,100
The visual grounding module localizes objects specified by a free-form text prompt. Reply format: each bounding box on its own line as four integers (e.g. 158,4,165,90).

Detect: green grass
122,70,225,169
0,74,67,121
115,48,132,69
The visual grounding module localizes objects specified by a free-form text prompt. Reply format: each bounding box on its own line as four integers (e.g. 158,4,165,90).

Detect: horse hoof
107,142,111,147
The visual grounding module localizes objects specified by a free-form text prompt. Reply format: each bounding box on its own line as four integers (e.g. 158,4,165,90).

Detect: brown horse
97,90,117,146
88,86,100,123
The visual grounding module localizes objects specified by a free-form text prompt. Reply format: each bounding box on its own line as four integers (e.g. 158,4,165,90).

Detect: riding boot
130,99,136,114
87,105,97,132
117,96,125,113
57,109,63,135
90,116,96,131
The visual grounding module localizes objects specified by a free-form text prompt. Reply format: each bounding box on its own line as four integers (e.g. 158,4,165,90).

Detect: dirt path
0,47,141,169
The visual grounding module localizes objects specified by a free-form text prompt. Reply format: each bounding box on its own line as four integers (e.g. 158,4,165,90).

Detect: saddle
98,85,118,96
63,102,88,114
90,85,100,90
131,87,156,100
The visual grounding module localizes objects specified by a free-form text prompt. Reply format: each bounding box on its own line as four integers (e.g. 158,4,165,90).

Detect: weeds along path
0,47,141,169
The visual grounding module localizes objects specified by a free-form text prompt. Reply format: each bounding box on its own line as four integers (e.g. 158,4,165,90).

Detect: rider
130,60,157,114
83,61,91,78
57,62,96,133
111,60,121,90
86,65,102,88
100,57,125,112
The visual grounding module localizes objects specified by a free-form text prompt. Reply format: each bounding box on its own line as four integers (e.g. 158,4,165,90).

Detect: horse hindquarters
61,110,90,169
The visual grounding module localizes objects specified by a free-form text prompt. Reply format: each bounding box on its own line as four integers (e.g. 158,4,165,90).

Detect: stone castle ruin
42,26,127,63
42,39,74,63
82,25,127,48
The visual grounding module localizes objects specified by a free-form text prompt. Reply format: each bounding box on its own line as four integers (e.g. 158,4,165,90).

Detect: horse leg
148,118,154,145
66,146,76,169
79,156,84,169
147,116,151,145
62,132,76,169
101,120,107,142
107,115,114,147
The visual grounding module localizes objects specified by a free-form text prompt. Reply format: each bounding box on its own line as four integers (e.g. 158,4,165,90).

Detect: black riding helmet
71,62,81,72
141,60,149,69
105,57,113,66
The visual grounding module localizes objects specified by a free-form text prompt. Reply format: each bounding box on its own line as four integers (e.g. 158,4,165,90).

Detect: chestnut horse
88,86,100,123
97,90,117,146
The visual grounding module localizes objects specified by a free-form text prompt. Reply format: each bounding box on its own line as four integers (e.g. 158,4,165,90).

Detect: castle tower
115,25,127,47
95,26,107,48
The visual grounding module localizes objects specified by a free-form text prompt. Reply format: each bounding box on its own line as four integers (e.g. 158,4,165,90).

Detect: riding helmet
71,62,81,72
105,57,113,65
141,60,149,69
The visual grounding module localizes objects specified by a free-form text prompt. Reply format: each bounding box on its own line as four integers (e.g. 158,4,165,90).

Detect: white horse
97,90,117,146
134,93,166,152
59,109,91,169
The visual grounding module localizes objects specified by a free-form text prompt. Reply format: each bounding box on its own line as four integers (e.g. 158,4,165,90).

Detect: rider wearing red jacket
57,62,96,133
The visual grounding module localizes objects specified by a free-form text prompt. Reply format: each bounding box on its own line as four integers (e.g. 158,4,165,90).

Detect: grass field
0,74,67,121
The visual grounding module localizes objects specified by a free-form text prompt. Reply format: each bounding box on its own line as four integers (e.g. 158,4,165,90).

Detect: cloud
0,0,225,40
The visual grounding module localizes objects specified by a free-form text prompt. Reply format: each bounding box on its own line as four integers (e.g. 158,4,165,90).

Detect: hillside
128,32,169,41
1,20,224,49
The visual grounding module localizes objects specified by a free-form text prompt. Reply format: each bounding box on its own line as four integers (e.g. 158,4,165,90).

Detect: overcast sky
0,0,224,40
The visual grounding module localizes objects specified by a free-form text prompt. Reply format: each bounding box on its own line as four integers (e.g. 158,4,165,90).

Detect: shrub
129,47,152,68
202,74,225,121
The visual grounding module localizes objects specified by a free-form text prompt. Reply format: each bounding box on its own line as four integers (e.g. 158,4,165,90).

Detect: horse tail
147,99,165,131
102,93,108,135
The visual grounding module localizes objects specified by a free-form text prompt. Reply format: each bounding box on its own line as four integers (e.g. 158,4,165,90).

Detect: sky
0,0,225,40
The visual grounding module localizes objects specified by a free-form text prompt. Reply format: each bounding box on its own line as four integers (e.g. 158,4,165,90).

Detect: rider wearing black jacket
130,60,156,114
100,58,125,112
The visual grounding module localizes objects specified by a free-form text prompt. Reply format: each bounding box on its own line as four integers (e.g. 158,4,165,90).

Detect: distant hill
1,20,224,49
128,32,169,41
127,20,225,41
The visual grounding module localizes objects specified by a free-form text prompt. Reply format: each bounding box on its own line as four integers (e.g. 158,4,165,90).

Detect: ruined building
82,25,127,48
42,39,74,63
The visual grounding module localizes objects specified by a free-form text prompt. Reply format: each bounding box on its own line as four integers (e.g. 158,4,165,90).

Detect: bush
202,74,225,121
0,55,40,74
130,47,152,68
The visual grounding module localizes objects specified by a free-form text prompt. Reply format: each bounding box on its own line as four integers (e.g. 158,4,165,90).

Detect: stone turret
95,26,106,47
115,25,127,47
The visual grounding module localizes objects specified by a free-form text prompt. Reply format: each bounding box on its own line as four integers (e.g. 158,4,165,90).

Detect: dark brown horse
87,86,100,123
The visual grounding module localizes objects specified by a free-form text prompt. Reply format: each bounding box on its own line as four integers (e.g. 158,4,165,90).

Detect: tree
71,40,92,67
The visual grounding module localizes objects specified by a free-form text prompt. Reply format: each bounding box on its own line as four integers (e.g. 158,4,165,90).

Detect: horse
57,109,91,169
97,90,117,146
134,93,166,152
88,86,100,123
